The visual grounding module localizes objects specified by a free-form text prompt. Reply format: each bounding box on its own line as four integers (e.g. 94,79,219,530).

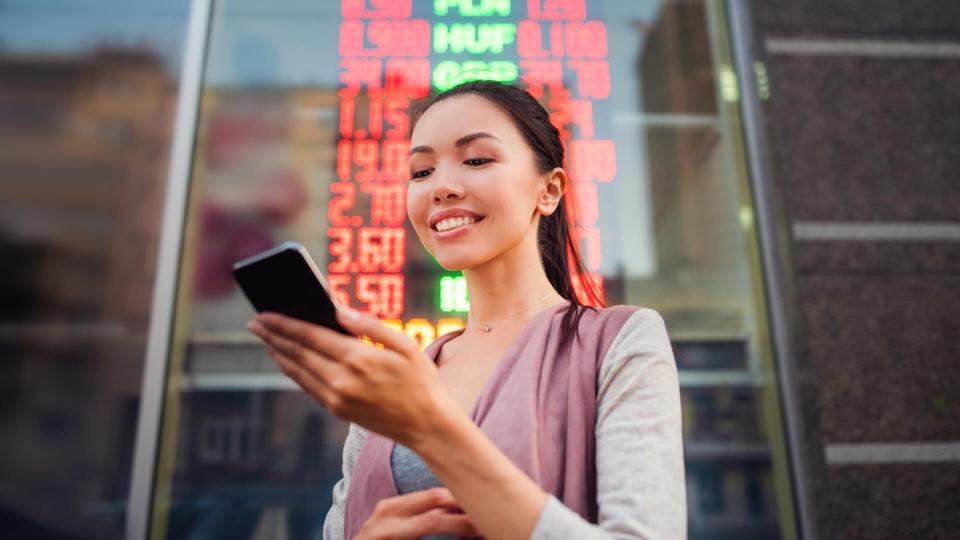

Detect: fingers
367,489,479,539
335,307,421,358
256,312,356,362
382,488,460,517
403,508,478,538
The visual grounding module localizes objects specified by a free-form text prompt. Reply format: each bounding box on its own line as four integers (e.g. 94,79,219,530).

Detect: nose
430,169,465,203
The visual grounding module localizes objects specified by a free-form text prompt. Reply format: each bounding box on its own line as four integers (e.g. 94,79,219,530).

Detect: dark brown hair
410,80,605,347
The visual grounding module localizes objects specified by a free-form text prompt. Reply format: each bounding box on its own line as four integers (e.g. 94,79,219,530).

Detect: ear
537,167,567,217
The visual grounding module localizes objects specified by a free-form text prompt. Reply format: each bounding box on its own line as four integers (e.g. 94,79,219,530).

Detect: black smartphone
232,241,352,335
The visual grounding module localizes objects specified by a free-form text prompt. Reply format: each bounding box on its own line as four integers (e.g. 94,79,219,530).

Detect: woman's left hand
246,308,453,447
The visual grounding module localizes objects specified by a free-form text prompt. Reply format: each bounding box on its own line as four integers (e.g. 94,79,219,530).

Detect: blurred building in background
0,1,957,539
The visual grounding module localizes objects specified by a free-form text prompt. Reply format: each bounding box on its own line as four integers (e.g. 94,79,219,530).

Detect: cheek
405,183,424,220
406,183,432,240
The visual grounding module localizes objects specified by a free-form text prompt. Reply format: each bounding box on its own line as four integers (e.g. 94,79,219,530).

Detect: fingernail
340,307,359,321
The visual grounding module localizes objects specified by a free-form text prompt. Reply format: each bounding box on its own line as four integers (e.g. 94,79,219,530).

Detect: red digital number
328,227,355,273
549,97,594,140
357,227,405,272
338,20,367,57
326,274,352,307
519,60,566,98
567,60,610,99
569,181,598,226
339,20,430,58
518,21,566,58
338,92,411,142
338,139,411,182
384,59,431,98
565,21,607,58
340,59,382,91
356,274,405,318
354,139,379,181
382,95,411,139
362,183,407,226
568,140,616,183
381,139,410,181
328,182,358,226
338,89,357,139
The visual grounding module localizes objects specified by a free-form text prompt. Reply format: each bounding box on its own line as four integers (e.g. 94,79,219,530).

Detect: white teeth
435,216,479,232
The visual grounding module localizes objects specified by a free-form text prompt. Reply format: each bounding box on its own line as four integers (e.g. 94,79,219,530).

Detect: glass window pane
0,1,190,537
151,1,798,539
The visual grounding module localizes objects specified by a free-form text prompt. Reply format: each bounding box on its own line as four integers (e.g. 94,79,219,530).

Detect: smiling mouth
431,215,485,232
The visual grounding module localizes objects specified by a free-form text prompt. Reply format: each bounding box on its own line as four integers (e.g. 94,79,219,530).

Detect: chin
433,253,482,271
429,245,494,271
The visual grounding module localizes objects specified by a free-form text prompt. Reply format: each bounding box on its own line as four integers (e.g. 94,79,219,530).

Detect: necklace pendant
481,324,492,333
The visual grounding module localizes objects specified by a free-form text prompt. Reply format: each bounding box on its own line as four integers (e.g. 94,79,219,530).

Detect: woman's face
406,94,562,270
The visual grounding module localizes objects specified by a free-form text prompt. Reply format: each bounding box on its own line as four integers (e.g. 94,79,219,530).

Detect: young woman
247,81,686,539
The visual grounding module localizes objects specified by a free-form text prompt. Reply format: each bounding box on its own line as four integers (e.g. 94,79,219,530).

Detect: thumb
335,307,420,358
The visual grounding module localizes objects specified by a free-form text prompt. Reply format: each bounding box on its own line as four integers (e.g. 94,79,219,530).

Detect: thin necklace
471,291,561,334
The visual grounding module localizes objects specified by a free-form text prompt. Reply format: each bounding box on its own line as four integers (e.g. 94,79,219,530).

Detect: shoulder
572,304,666,348
609,307,670,344
596,307,676,390
603,306,673,360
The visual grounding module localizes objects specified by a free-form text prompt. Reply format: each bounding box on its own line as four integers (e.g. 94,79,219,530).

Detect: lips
428,208,485,231
437,215,484,232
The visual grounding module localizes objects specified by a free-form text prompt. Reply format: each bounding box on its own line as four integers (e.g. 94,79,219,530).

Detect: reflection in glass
0,1,189,537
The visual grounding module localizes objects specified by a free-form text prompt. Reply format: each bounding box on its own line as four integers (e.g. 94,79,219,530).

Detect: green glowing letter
433,23,517,54
439,275,470,312
433,60,519,92
435,0,511,17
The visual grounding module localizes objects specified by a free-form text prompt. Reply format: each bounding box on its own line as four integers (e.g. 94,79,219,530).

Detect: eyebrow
409,131,501,155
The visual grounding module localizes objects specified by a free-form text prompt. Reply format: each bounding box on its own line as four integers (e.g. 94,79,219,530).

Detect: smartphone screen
232,242,351,335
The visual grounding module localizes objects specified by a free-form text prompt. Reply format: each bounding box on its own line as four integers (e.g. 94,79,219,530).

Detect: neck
462,222,566,329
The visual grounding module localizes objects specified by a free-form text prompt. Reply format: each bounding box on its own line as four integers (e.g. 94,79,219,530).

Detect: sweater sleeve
529,308,687,540
323,422,369,540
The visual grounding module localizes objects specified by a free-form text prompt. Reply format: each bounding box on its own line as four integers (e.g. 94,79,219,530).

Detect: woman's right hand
355,487,479,540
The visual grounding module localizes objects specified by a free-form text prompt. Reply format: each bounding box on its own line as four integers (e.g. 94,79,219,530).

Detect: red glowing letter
339,59,382,90
357,227,405,272
566,21,607,58
569,140,616,183
354,139,379,182
549,97,594,140
328,182,357,226
570,181,598,226
357,274,405,318
382,95,411,140
384,59,430,98
362,183,406,226
381,139,410,181
338,89,357,139
328,227,355,273
519,60,565,98
326,274,352,307
567,60,610,99
368,20,430,57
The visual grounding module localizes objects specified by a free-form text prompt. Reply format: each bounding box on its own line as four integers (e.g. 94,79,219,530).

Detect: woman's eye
464,158,492,166
410,168,433,180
